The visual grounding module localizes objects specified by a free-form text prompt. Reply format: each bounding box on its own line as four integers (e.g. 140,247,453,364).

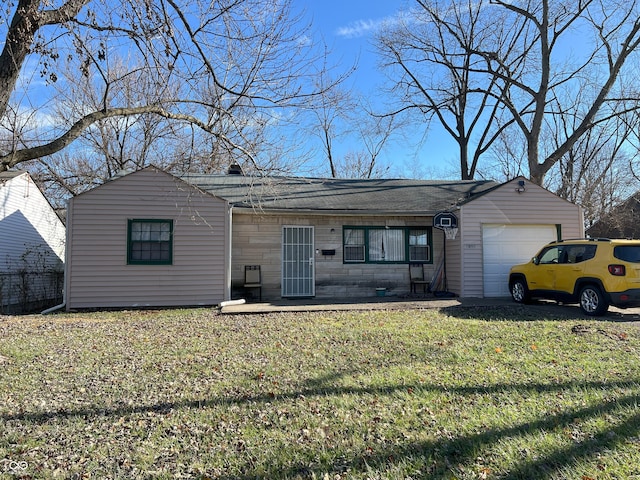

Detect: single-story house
0,171,66,313
63,166,583,310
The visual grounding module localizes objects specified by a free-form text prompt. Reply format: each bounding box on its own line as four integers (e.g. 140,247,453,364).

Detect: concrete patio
217,296,640,324
219,295,509,314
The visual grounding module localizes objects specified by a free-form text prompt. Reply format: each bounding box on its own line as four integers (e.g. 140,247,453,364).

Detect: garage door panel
483,225,557,297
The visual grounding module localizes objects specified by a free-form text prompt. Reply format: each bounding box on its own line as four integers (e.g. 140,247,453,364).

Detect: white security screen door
282,226,315,297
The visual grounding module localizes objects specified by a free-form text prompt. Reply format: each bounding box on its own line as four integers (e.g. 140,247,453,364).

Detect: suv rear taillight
609,264,626,276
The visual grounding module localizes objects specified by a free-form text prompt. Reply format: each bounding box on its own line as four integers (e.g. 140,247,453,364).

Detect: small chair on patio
409,263,430,294
244,265,262,301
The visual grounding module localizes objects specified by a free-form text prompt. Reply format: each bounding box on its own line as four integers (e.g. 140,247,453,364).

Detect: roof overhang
230,206,439,216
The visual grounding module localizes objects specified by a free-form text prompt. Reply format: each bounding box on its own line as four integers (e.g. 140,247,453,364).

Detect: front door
282,226,315,297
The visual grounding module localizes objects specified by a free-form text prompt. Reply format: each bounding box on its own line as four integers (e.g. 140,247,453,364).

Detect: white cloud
297,34,313,47
335,10,414,39
336,19,382,39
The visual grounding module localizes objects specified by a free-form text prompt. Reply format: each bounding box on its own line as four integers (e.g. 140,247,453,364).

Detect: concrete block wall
230,212,439,301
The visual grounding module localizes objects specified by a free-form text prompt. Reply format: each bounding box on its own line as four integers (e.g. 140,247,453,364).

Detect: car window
566,245,597,263
583,245,597,261
558,246,570,264
614,245,640,263
538,246,559,264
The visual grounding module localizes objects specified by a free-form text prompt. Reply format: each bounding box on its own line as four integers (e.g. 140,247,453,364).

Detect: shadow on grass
221,382,640,479
3,376,640,478
304,393,640,480
442,301,640,323
4,378,638,425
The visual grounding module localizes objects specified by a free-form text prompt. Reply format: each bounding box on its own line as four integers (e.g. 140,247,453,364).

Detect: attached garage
450,177,584,298
482,224,558,297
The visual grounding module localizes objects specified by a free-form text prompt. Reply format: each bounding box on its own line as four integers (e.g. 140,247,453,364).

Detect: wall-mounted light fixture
516,180,526,193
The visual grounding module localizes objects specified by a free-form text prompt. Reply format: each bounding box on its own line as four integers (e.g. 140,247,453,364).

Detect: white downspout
225,204,233,301
42,198,71,314
41,273,66,314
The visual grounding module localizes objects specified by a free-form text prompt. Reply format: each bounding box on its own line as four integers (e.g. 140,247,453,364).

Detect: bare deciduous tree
318,105,396,179
0,0,329,174
305,57,356,178
339,108,395,179
377,0,512,180
548,116,636,228
379,0,640,186
305,59,396,179
22,54,255,203
472,0,640,185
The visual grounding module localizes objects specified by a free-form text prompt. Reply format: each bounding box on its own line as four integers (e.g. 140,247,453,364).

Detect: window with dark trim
343,226,432,264
127,219,173,265
344,228,365,262
409,228,430,261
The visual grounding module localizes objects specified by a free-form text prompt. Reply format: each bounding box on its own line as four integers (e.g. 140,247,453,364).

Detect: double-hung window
409,229,430,262
344,228,365,262
127,219,173,265
343,226,431,263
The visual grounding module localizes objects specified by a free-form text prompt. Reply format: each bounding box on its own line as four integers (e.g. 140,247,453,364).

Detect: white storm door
282,226,315,297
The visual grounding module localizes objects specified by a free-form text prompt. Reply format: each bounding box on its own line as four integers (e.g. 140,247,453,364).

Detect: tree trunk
0,0,39,119
460,141,471,180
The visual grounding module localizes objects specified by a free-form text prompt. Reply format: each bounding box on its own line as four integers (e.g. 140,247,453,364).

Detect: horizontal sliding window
128,219,173,265
343,226,432,264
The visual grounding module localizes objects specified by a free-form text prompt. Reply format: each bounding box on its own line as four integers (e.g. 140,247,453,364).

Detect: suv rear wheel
579,284,608,316
510,277,530,304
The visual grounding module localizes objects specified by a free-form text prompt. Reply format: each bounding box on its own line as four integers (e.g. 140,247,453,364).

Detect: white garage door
483,224,557,297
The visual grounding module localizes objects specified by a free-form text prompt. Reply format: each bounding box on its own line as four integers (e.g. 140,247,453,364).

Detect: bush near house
1,306,639,479
0,270,63,314
0,252,64,314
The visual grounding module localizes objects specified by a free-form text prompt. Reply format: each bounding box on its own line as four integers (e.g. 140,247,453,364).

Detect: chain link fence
0,271,64,314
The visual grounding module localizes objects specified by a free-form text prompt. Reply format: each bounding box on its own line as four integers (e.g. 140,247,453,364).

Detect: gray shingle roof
182,174,498,215
0,171,25,181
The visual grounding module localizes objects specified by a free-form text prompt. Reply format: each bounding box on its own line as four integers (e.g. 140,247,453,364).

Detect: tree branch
0,105,257,171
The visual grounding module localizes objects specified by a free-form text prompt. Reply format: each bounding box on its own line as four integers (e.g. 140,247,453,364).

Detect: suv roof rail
554,237,612,243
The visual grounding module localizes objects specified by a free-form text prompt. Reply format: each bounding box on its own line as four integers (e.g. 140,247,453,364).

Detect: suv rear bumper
609,289,640,308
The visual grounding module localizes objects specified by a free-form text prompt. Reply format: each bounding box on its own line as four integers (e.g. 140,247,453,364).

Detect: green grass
1,305,640,479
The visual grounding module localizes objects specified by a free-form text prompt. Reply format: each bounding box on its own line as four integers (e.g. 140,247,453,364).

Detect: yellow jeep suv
508,238,640,316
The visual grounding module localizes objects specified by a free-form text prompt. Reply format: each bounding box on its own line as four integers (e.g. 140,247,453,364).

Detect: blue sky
7,1,460,180
297,0,461,179
302,0,399,88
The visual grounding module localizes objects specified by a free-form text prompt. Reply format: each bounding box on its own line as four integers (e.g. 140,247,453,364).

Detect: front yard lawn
1,305,639,479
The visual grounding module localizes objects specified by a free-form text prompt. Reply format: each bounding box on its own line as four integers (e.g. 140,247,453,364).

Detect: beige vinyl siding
456,178,584,297
231,212,438,300
440,231,461,295
66,168,228,309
